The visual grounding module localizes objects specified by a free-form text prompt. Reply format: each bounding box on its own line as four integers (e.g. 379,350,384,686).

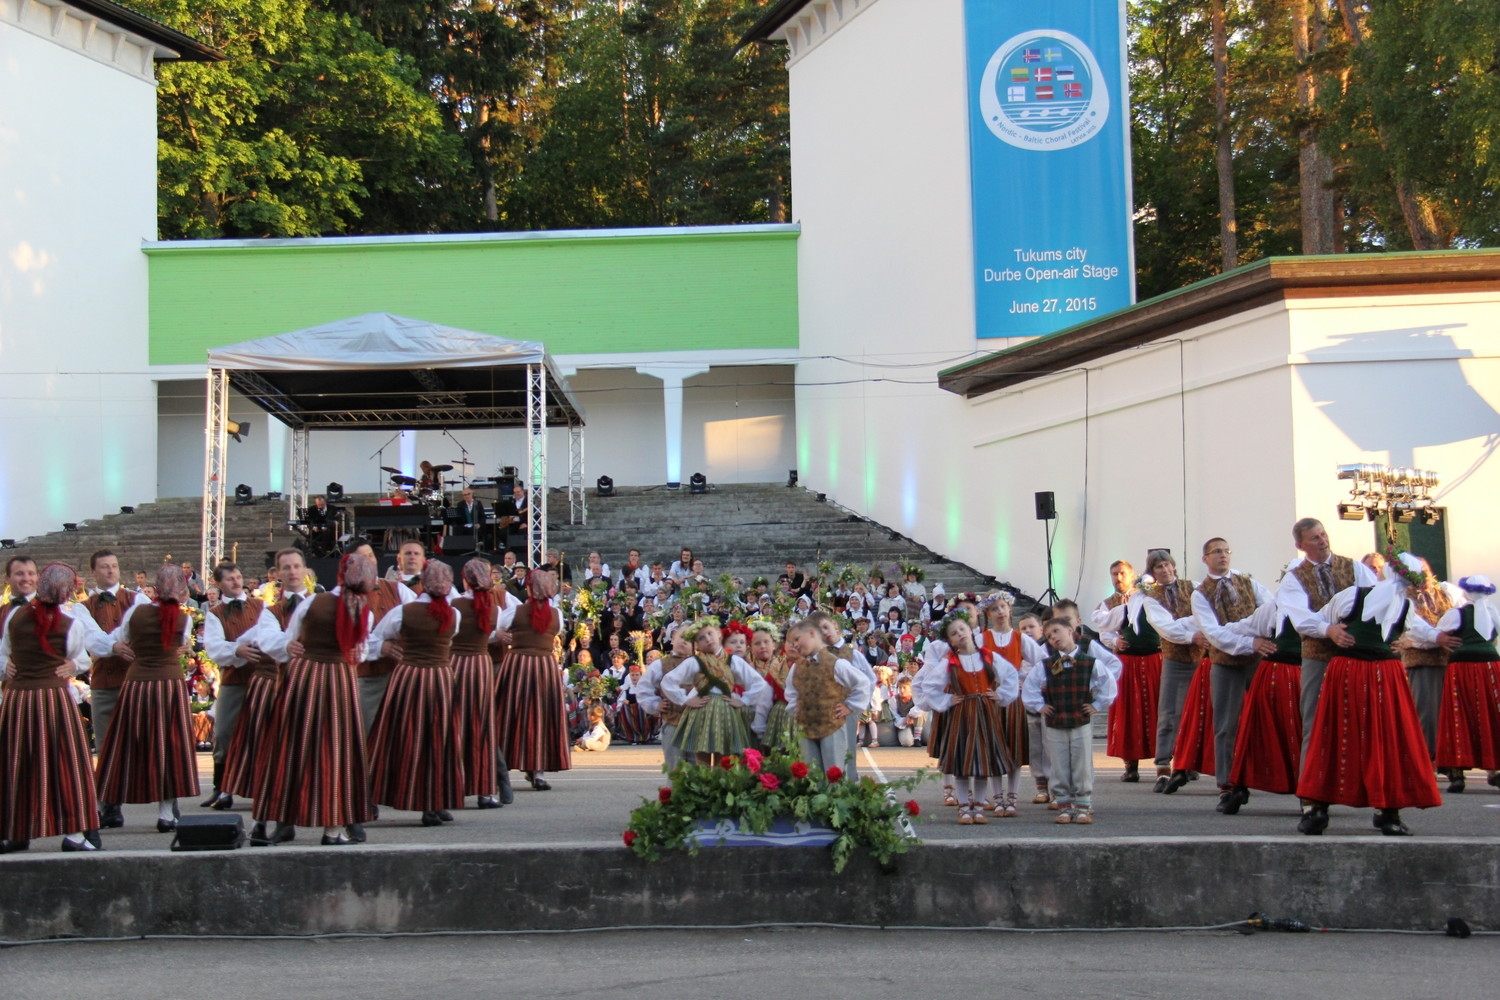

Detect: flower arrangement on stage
898,558,925,583
568,665,616,704
628,629,649,666
624,748,928,873
571,587,602,631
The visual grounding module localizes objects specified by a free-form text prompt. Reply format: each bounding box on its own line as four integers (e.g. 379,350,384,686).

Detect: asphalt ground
6,742,1495,855
2,927,1496,1000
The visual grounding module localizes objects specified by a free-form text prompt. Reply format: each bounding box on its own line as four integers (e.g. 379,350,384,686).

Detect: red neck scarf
33,600,61,656
336,591,369,666
427,593,454,633
158,599,183,649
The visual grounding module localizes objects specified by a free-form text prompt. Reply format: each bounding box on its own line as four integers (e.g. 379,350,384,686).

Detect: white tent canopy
201,313,587,570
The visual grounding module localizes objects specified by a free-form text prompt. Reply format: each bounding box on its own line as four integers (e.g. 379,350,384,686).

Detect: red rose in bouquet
826,766,844,783
759,772,781,791
905,800,920,817
790,761,809,779
623,830,637,847
658,787,672,804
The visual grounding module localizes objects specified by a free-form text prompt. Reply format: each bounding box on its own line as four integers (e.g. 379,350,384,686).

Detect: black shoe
267,823,295,845
1187,771,1201,781
372,804,380,820
1489,772,1500,789
1448,774,1466,794
1163,770,1189,795
477,796,502,809
1121,763,1140,783
249,821,269,846
1297,805,1329,835
437,809,454,822
1152,775,1170,793
421,811,443,827
156,818,177,833
321,832,354,846
1216,791,1231,813
1220,786,1249,815
345,823,366,843
530,776,552,791
200,788,222,808
61,837,103,852
1379,810,1412,836
0,839,30,854
99,803,124,828
84,828,102,849
499,781,515,805
211,793,234,811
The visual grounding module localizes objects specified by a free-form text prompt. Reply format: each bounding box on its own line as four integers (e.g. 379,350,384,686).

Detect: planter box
686,817,838,848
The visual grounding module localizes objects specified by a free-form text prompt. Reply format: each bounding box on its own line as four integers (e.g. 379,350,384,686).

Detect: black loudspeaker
1034,491,1056,521
171,814,245,852
443,534,477,555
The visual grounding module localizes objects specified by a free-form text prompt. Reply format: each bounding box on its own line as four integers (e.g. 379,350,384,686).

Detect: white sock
986,776,1002,801
323,826,342,839
63,832,87,846
157,800,175,822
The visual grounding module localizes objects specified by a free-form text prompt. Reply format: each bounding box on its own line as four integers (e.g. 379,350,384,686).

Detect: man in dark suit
455,487,488,547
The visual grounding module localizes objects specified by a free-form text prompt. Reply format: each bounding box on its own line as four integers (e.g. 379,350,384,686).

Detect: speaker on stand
1035,491,1061,607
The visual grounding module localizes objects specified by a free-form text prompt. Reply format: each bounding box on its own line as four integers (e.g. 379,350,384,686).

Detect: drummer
418,460,441,493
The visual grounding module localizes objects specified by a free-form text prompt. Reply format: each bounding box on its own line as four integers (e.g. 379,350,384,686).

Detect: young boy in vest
784,619,874,774
1022,619,1119,824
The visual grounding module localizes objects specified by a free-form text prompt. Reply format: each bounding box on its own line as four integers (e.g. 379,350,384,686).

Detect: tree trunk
1212,0,1238,271
1294,0,1336,253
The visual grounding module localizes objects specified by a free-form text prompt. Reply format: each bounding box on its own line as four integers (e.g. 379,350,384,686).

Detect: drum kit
380,459,475,514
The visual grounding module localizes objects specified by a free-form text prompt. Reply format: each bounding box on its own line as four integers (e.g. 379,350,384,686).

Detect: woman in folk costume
915,611,1019,824
1208,597,1305,813
1433,576,1500,793
0,563,103,853
1296,572,1443,836
494,568,571,791
96,564,199,833
747,616,797,753
452,559,506,809
367,559,465,827
1389,552,1459,767
660,616,771,762
253,553,377,846
1091,563,1165,784
977,593,1044,816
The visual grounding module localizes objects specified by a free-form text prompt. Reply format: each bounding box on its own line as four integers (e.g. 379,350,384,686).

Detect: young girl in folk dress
660,617,770,763
747,618,797,753
915,613,1019,824
977,594,1045,816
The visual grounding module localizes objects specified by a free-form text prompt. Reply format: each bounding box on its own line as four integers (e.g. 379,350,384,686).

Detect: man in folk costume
1276,518,1377,790
635,630,692,771
199,561,278,811
1432,576,1500,792
1191,538,1274,814
1090,560,1161,784
1387,552,1461,778
77,550,145,829
807,609,876,781
1144,550,1206,794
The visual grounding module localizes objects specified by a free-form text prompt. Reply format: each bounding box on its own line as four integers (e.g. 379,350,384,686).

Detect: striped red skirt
1171,658,1215,776
616,702,658,744
1436,659,1500,771
452,653,497,798
494,649,571,773
221,673,281,799
1297,656,1442,810
926,709,948,765
0,688,98,840
368,663,465,812
95,677,200,803
1107,652,1162,761
1229,660,1301,794
937,696,1014,779
997,699,1029,768
254,658,371,827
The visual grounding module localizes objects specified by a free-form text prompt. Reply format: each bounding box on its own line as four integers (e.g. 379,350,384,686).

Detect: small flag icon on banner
1056,65,1076,81
1063,82,1083,99
1035,85,1054,100
1023,48,1041,62
1007,85,1027,102
1044,47,1062,61
1035,67,1053,82
1011,67,1030,81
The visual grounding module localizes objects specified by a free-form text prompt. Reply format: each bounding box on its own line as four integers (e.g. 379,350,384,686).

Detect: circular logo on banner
978,30,1109,151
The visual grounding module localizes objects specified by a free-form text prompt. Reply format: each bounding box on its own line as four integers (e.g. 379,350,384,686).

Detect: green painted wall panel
146,227,798,365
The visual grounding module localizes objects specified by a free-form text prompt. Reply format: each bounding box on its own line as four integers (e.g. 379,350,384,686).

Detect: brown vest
209,596,267,686
793,649,848,740
1146,580,1202,663
5,604,72,691
398,602,455,669
83,589,141,690
125,604,189,682
1197,574,1260,668
1291,555,1356,662
450,596,495,656
1401,586,1454,669
357,580,404,678
297,593,349,664
658,654,685,725
509,601,559,653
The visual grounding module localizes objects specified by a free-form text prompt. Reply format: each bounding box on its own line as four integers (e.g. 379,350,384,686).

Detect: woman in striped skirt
367,559,464,826
0,562,103,853
495,569,570,790
254,553,376,846
453,559,503,809
96,564,199,833
978,594,1042,816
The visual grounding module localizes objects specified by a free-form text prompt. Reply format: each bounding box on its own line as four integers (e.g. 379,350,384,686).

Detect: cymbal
380,466,403,474
451,459,475,468
444,479,464,485
390,474,417,486
431,464,454,473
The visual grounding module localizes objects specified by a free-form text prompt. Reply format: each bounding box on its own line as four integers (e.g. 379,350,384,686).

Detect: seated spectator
574,706,612,752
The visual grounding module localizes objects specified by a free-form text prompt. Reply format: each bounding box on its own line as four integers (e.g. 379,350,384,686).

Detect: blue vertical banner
965,1,1135,338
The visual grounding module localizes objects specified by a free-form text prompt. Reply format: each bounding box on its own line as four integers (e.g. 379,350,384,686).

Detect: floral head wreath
937,607,974,638
1458,575,1496,596
722,619,754,643
679,615,722,645
1384,548,1428,590
746,615,782,645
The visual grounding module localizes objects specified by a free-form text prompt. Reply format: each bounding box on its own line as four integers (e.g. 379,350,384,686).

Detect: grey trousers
91,687,119,760
212,683,248,768
1406,665,1445,760
842,714,861,781
359,674,391,736
1298,657,1329,771
801,727,852,775
660,722,682,772
1154,658,1197,768
1026,710,1050,783
1043,724,1094,807
1210,661,1257,788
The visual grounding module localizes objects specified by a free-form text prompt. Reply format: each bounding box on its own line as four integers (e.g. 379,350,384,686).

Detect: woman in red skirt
0,563,102,853
452,559,504,809
1297,577,1442,836
1163,655,1214,794
977,594,1042,816
494,569,570,791
1434,576,1500,792
367,560,465,826
1091,582,1166,785
1218,601,1304,813
254,553,377,846
96,564,199,833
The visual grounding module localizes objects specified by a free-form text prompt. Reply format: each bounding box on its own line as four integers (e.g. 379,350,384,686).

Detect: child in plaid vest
1022,619,1119,824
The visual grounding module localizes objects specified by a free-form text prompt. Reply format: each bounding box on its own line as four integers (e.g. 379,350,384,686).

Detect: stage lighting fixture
265,491,283,501
786,469,798,488
326,482,346,502
226,419,250,443
815,492,827,503
1422,509,1442,526
596,475,615,498
0,539,15,548
234,483,255,506
120,506,135,514
689,473,708,495
63,523,79,531
1395,506,1417,524
1337,503,1365,521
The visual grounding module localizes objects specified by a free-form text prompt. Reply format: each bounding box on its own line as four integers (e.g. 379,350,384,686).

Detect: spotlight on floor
1,539,15,548
234,483,255,506
786,469,798,488
120,506,135,514
326,482,346,503
63,522,79,531
815,492,827,503
596,475,615,498
689,473,707,495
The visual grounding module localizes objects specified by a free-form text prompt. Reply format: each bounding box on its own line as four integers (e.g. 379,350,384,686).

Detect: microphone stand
442,428,473,485
370,431,403,494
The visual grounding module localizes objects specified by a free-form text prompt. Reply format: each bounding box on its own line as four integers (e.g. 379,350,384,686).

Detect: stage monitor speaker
307,556,341,589
171,814,245,852
1034,491,1056,521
